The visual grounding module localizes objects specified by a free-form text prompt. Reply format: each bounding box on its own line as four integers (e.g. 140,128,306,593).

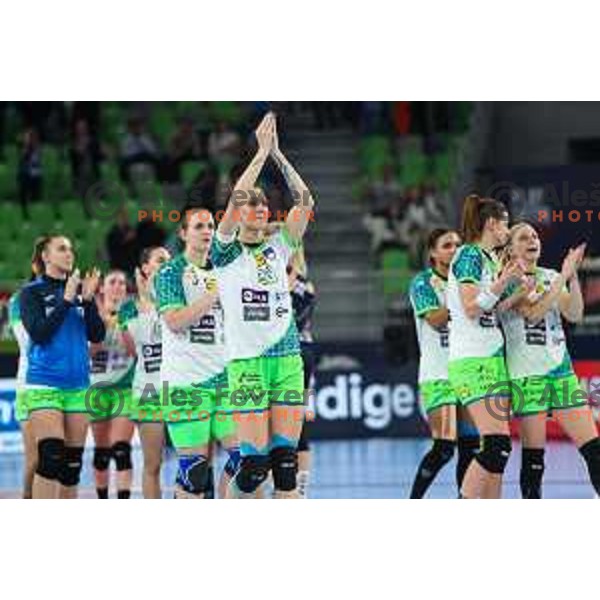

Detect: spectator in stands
359,102,386,134
17,128,43,218
69,118,104,198
106,206,138,276
162,116,203,183
362,164,404,257
17,102,54,141
397,186,446,267
119,116,160,191
207,120,241,168
71,102,101,137
392,102,412,136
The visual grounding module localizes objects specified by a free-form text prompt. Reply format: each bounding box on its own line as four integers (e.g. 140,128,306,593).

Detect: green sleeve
211,233,243,268
8,292,21,327
155,262,186,314
117,299,139,331
452,245,483,284
409,273,441,317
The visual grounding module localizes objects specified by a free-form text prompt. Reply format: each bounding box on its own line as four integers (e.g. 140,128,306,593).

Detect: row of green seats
381,248,412,298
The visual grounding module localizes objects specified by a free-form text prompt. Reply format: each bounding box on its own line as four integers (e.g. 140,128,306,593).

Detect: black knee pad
475,434,512,474
59,446,84,487
235,455,271,494
93,447,111,471
430,439,456,464
36,438,65,481
297,422,310,453
579,437,600,494
270,446,298,492
520,448,545,499
176,455,210,495
112,441,133,471
224,447,241,478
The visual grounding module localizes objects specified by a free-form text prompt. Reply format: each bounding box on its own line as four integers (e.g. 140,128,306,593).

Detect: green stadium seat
181,161,207,190
28,202,56,226
57,200,88,236
0,163,15,200
382,248,411,297
432,151,453,191
359,136,392,178
0,202,21,233
210,101,243,126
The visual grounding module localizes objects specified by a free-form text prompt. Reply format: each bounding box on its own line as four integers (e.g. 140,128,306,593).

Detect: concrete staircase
284,125,384,342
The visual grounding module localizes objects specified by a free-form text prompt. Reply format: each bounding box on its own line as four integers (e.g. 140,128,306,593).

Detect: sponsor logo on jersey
241,288,269,304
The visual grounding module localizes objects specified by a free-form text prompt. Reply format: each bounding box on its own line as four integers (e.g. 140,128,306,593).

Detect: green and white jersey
90,301,136,388
154,253,225,386
447,244,504,361
500,267,573,379
409,268,450,383
8,291,29,388
118,298,162,399
210,228,301,361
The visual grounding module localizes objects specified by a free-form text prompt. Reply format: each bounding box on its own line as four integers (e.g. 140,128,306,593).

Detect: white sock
297,470,310,499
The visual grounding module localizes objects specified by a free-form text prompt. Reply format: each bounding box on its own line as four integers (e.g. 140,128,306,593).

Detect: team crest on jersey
253,249,278,285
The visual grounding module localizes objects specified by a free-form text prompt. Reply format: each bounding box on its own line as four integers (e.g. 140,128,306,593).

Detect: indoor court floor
0,439,594,499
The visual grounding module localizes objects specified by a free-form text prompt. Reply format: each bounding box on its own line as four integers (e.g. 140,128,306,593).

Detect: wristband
476,289,500,311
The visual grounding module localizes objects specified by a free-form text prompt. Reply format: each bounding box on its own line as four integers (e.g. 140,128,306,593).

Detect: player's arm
155,265,219,334
410,275,448,329
162,292,218,333
558,245,585,323
120,330,137,357
271,118,315,241
218,113,274,238
82,298,106,344
516,274,566,323
116,303,137,357
457,252,523,320
558,274,584,323
20,280,75,344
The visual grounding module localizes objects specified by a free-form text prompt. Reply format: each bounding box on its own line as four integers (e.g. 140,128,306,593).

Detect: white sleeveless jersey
500,267,572,379
447,244,504,360
118,299,163,399
409,268,450,382
9,292,29,388
210,228,301,361
154,254,226,387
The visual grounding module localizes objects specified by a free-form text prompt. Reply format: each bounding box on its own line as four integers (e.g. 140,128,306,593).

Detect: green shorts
512,373,587,416
448,356,509,407
15,389,29,422
26,387,88,415
162,378,236,449
87,386,133,422
225,354,305,413
419,380,459,414
130,387,162,423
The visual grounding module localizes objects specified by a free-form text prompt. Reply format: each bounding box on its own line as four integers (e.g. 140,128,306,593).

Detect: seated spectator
119,116,160,190
207,120,241,169
70,118,104,197
397,186,447,267
162,116,203,183
362,165,405,256
17,128,43,218
106,206,138,276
